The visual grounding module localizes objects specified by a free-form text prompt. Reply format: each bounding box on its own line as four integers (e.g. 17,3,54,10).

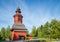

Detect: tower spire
14,7,23,24
16,7,21,13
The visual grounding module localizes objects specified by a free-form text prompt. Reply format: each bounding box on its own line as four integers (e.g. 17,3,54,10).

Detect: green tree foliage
31,19,60,39
37,25,44,37
50,19,60,39
0,31,3,40
30,26,36,37
0,25,11,40
1,27,6,40
5,26,11,40
26,30,29,35
43,22,50,37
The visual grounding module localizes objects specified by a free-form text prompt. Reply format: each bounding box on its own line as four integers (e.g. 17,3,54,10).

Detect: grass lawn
0,40,3,42
34,38,56,42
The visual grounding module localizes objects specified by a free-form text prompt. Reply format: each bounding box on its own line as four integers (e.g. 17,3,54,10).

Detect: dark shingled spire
16,7,21,13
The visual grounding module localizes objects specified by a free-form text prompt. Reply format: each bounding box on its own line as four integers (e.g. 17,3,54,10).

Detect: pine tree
30,26,36,37
5,26,11,40
1,27,6,40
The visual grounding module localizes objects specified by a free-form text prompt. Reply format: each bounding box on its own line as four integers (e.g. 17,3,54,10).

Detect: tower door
19,35,25,40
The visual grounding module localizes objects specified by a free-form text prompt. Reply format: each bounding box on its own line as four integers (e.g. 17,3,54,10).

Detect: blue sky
0,0,60,32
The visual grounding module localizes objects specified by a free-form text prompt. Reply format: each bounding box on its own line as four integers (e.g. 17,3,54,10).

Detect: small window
18,17,21,20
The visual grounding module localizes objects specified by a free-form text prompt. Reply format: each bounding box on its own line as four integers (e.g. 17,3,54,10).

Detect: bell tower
14,7,23,24
11,7,27,40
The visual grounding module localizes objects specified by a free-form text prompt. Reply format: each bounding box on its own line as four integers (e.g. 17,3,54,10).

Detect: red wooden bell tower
14,8,23,24
11,7,27,40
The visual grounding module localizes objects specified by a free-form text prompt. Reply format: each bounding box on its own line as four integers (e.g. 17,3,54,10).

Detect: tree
43,22,50,37
30,26,36,37
1,27,6,40
5,26,11,40
37,25,44,37
51,19,60,39
0,31,3,40
26,30,29,35
36,19,60,39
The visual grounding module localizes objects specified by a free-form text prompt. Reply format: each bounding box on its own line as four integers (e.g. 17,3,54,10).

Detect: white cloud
0,0,60,32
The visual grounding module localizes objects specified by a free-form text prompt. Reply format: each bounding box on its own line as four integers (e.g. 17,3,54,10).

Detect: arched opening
19,35,25,40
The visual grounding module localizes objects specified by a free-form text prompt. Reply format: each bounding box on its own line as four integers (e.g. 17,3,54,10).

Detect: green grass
0,40,3,42
32,37,56,42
